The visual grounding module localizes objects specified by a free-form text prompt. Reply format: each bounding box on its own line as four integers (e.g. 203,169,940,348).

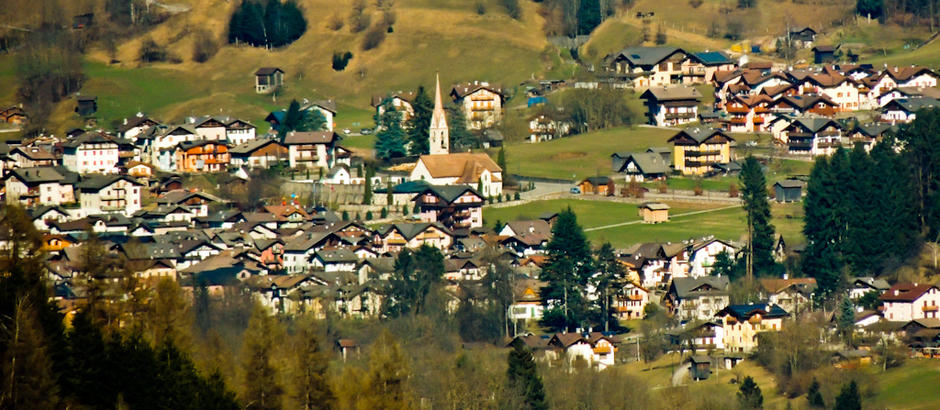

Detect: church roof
417,153,501,183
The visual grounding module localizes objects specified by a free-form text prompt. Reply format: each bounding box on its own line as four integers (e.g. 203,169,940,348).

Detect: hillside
4,0,569,134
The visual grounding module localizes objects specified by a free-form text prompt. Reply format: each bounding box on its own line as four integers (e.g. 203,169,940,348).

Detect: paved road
583,204,741,232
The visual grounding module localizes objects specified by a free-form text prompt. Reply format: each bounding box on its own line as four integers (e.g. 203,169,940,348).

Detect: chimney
123,118,128,125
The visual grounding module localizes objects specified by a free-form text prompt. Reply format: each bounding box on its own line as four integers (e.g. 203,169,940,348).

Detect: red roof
880,283,937,302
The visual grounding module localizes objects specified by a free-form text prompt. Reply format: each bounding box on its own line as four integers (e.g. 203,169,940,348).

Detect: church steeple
429,72,449,155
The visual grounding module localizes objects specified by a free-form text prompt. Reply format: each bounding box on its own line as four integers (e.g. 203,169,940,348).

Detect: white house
77,175,144,216
4,167,75,206
879,283,940,322
687,239,738,277
62,132,119,174
225,118,257,146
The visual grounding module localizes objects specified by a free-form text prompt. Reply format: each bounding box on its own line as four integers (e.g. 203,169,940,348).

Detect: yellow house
668,128,735,176
716,303,788,353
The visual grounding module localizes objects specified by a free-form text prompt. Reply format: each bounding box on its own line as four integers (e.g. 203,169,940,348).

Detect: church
408,73,503,198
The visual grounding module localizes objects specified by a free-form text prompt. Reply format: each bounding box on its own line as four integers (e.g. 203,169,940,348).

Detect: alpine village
4,0,940,409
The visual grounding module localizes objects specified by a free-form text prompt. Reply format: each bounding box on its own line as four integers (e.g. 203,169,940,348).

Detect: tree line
228,0,307,48
802,108,940,301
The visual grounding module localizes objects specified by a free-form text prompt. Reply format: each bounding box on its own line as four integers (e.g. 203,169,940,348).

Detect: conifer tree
242,304,283,410
148,278,193,351
896,108,940,235
407,86,433,156
577,0,602,35
362,165,374,204
842,145,880,273
803,154,845,298
360,331,410,409
506,342,547,410
593,242,625,332
447,102,473,150
386,178,394,206
739,156,776,276
292,320,335,410
383,245,445,317
540,207,593,330
834,380,861,410
737,376,763,409
838,296,855,344
498,146,507,176
0,299,59,410
807,378,825,408
374,106,408,160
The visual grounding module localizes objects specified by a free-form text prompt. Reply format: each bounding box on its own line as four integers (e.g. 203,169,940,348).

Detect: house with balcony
413,185,484,232
848,123,894,152
613,281,649,320
547,332,618,370
716,303,788,353
723,94,773,133
4,167,76,206
605,46,693,87
225,118,257,146
665,276,731,322
371,91,417,123
778,117,844,156
10,146,57,168
509,278,546,323
116,115,161,140
758,277,817,315
62,131,120,174
689,51,737,83
528,114,571,142
175,140,230,173
282,131,340,170
769,94,838,117
667,127,734,176
640,86,702,127
450,82,504,130
230,138,287,169
880,283,940,322
76,174,144,216
377,223,453,253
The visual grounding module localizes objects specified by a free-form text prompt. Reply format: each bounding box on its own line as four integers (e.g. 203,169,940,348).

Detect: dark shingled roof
715,303,788,320
255,67,283,75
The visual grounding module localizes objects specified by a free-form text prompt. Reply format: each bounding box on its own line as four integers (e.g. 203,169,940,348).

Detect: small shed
482,129,504,148
579,176,612,196
773,179,804,202
689,355,712,380
639,202,670,223
336,338,360,361
723,354,744,369
255,67,284,94
812,45,838,64
75,96,97,116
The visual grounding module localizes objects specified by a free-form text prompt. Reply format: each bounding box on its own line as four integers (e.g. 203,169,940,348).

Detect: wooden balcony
923,305,938,312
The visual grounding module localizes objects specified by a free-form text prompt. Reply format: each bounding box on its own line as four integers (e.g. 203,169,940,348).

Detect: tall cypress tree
843,145,880,273
506,343,547,410
740,156,776,276
362,165,374,205
407,86,432,156
540,207,593,330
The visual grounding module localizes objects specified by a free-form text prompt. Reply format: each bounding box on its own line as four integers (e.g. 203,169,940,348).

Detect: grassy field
502,126,676,180
484,198,804,247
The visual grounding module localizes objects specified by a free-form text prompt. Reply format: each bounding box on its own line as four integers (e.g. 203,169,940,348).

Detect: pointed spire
429,72,449,155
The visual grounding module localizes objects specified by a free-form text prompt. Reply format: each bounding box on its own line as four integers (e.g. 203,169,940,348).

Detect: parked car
570,187,581,194
343,128,351,134
360,128,373,135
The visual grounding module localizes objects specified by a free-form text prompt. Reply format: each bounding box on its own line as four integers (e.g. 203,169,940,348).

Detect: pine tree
838,296,855,344
593,242,625,332
374,107,408,160
807,378,826,408
292,320,335,410
737,376,764,409
242,304,284,410
278,99,305,137
577,0,602,35
506,342,547,410
148,278,192,351
871,136,921,264
498,146,507,176
407,86,432,156
383,245,445,317
834,380,861,410
298,108,327,132
803,155,845,299
540,207,593,330
0,299,59,410
447,102,473,150
740,156,776,276
63,310,114,407
842,145,880,273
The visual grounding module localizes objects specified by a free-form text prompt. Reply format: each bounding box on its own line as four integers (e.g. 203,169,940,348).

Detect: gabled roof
789,117,842,133
853,123,893,138
773,179,804,189
671,276,730,299
668,127,734,145
613,152,670,175
715,303,789,320
116,116,161,133
416,152,501,181
640,86,702,101
850,276,890,291
77,174,143,191
880,283,938,302
315,248,358,263
6,167,65,184
884,66,938,82
230,138,284,155
380,222,451,240
759,277,816,294
371,91,417,107
612,46,686,67
282,131,338,145
777,94,837,110
639,202,670,211
883,97,940,113
450,82,504,99
414,185,483,204
255,67,283,76
63,131,118,148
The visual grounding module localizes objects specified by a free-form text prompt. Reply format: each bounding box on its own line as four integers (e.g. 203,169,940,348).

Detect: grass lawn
871,359,940,409
502,126,675,180
485,198,804,247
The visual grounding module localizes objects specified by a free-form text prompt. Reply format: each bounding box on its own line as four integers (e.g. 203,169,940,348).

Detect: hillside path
583,204,741,232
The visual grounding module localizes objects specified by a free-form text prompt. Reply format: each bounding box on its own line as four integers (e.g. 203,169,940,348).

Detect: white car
343,128,351,134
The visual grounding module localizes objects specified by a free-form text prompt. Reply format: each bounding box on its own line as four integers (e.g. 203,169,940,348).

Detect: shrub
342,210,349,221
693,184,704,196
380,207,388,218
729,183,740,198
655,25,667,45
328,13,344,31
362,24,387,50
139,38,177,63
192,29,219,63
476,2,486,14
402,205,409,215
689,0,703,7
514,192,520,200
501,0,521,20
497,195,503,203
349,0,371,33
332,51,353,71
366,210,373,220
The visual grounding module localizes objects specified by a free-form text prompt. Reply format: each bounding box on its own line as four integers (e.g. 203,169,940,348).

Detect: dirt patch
550,151,587,160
